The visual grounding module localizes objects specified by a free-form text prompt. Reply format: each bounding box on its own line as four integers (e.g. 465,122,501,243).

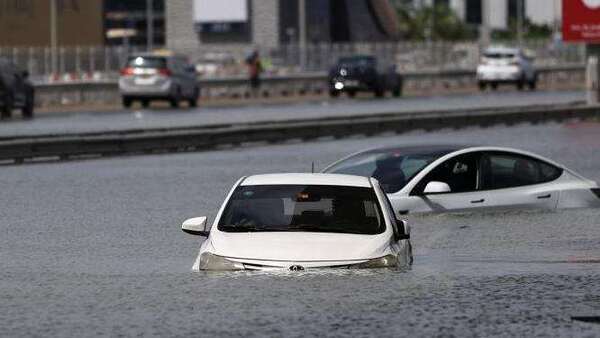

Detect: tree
395,4,474,41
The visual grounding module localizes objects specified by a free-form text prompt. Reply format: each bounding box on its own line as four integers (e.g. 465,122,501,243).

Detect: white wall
450,0,465,20
526,0,561,26
193,0,248,23
488,0,507,29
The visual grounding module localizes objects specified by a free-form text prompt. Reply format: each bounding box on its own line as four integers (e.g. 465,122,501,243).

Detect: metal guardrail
1,102,596,164
32,64,586,106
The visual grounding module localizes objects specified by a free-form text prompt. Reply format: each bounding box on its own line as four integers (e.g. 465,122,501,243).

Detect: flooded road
1,120,599,336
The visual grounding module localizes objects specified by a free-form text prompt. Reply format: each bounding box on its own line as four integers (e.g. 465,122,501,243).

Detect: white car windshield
218,185,384,235
484,52,516,59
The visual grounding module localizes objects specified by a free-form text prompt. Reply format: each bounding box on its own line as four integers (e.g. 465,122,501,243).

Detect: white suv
476,47,537,91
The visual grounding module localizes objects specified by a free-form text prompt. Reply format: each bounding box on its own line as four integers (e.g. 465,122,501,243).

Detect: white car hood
210,231,391,262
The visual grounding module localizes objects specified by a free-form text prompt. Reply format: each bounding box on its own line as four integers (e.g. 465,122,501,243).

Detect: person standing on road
246,50,263,97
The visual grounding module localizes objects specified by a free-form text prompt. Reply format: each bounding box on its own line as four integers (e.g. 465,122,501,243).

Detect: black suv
0,58,35,119
328,55,402,98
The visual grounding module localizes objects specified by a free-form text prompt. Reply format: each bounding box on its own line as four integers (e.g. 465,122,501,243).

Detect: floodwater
1,120,599,337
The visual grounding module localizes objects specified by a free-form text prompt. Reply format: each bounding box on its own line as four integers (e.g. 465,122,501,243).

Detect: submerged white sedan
323,145,600,215
181,173,413,271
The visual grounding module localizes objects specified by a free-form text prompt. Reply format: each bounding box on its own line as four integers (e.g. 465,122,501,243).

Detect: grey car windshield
126,56,167,69
338,56,376,67
218,185,384,235
325,151,448,193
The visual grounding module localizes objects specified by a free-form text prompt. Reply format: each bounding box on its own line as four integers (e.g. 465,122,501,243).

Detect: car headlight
348,255,399,269
198,252,244,271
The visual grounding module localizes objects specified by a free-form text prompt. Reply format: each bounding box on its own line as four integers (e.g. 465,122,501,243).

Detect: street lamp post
480,0,491,47
516,0,524,47
50,0,58,76
298,0,307,70
146,0,154,52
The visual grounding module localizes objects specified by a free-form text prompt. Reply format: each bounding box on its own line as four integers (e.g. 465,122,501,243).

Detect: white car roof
241,173,372,188
484,47,520,54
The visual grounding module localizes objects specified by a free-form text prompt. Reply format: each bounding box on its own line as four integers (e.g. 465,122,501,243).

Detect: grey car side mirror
423,181,451,195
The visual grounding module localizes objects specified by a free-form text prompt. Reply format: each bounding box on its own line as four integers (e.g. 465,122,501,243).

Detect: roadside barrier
33,65,585,107
0,102,597,165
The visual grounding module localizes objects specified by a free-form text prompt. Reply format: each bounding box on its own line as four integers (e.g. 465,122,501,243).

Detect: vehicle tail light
158,68,172,76
591,188,600,199
120,67,135,76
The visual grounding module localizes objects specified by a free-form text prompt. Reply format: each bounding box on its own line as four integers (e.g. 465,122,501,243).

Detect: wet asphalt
0,90,584,138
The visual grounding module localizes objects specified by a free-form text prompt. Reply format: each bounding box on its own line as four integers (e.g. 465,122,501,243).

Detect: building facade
0,0,104,46
415,0,561,29
166,0,401,51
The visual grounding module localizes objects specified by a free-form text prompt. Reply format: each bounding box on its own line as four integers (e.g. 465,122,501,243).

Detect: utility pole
146,0,154,52
516,0,524,47
479,0,491,47
298,0,307,70
50,0,58,76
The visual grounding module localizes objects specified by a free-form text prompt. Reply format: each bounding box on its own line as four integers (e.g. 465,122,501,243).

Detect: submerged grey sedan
323,145,600,215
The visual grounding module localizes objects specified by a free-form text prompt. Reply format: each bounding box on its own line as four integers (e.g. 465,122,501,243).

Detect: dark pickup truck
328,55,402,98
0,58,35,119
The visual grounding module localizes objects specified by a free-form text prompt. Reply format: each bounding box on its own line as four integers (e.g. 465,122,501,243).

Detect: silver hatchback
119,53,199,108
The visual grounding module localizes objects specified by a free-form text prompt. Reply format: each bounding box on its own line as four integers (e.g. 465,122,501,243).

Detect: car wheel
528,76,537,91
188,88,199,107
374,87,385,98
122,97,133,108
490,82,498,90
1,91,14,119
517,80,524,91
478,81,487,91
329,89,340,98
141,99,150,108
22,89,34,119
170,88,181,108
347,90,357,98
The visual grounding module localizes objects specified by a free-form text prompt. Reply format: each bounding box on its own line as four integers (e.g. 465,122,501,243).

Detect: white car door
391,152,490,214
478,152,560,211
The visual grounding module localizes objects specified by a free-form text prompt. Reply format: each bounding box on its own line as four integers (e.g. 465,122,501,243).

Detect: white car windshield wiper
220,224,374,234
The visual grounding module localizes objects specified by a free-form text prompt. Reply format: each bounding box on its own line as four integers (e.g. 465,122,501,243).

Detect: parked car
328,55,403,98
119,52,199,108
0,58,34,119
323,145,600,215
476,47,537,91
181,173,413,271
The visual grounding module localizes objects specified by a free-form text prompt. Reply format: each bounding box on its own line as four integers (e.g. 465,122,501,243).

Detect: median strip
0,103,597,165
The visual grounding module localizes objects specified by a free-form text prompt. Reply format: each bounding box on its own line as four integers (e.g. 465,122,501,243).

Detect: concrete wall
166,0,279,52
166,0,200,52
251,0,279,48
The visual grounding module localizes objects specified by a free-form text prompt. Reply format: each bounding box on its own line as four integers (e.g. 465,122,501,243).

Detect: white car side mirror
182,216,210,237
395,219,410,241
423,181,451,195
